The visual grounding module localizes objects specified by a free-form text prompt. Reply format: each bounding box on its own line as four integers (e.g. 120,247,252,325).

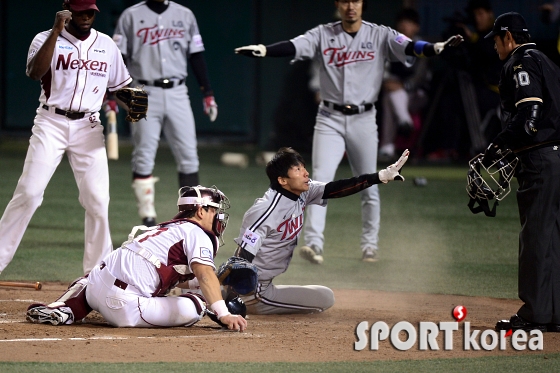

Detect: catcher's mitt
217,256,258,296
115,87,148,122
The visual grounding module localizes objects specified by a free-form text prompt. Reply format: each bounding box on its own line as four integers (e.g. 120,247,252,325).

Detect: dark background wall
1,0,557,148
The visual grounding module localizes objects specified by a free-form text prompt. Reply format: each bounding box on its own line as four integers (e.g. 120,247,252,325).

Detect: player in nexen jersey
0,0,132,277
235,0,462,265
231,147,409,314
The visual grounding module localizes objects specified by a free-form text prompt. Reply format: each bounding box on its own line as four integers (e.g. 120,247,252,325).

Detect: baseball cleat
26,304,74,326
299,245,323,264
495,314,547,332
362,248,379,263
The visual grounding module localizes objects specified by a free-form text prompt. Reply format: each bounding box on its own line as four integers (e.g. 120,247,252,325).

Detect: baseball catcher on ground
26,185,247,332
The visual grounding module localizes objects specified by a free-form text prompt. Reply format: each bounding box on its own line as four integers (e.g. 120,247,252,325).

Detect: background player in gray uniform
231,147,409,314
0,0,132,277
113,0,218,227
235,0,462,264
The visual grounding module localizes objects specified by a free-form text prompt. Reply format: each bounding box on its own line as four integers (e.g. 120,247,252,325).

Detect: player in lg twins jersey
231,147,409,314
112,0,218,228
0,0,132,277
235,0,462,265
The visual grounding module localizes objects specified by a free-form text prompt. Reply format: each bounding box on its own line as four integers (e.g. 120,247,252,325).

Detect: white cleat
300,245,324,265
26,305,73,325
362,248,379,263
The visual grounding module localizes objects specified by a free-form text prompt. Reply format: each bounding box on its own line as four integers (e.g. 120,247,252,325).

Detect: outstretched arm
235,41,296,58
322,150,410,199
404,35,464,58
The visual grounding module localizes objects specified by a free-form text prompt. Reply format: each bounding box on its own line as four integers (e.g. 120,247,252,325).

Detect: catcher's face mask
177,185,231,245
466,149,518,217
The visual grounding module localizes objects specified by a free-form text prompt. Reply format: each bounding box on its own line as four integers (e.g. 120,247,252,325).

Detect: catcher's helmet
466,149,518,217
177,185,230,245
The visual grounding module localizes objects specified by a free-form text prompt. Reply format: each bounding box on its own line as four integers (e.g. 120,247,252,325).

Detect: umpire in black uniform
484,12,560,332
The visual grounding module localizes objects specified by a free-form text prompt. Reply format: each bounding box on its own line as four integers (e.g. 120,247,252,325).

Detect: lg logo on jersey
56,53,108,72
353,305,543,352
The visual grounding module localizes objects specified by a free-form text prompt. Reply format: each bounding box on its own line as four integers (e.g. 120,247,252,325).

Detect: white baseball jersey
104,220,218,297
27,28,132,112
112,1,205,81
291,21,414,105
234,183,327,282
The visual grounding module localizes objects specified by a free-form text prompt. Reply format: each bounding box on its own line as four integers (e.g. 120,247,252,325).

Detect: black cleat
142,217,156,227
495,314,547,332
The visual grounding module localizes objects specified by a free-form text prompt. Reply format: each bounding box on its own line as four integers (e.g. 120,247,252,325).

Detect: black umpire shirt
494,43,560,151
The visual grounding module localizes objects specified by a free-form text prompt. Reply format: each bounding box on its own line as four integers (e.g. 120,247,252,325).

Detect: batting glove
378,149,410,183
203,96,218,122
235,44,267,57
103,98,118,114
434,34,464,54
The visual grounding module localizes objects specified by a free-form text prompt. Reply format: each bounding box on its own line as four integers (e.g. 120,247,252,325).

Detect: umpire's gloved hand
378,149,410,183
235,44,267,57
434,34,464,54
481,143,501,168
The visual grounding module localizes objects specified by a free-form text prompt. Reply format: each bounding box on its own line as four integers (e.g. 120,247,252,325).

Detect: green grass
0,139,532,371
2,355,560,373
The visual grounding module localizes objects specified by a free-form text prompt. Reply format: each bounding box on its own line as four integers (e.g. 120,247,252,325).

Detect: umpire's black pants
516,146,560,324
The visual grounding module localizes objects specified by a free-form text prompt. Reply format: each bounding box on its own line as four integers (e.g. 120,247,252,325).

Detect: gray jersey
234,182,327,281
290,21,414,105
113,1,205,81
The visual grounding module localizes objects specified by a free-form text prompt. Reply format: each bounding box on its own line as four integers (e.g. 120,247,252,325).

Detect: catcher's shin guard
38,277,92,323
132,176,159,219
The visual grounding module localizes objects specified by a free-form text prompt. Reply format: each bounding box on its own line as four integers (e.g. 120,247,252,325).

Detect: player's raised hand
54,10,72,33
378,149,410,183
434,34,464,54
235,44,267,57
221,314,247,332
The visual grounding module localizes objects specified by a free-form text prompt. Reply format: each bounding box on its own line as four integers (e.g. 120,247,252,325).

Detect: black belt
323,100,373,115
137,78,185,89
514,140,560,156
42,104,87,120
99,263,128,290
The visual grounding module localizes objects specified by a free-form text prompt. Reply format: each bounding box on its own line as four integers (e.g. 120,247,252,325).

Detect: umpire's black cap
485,12,529,38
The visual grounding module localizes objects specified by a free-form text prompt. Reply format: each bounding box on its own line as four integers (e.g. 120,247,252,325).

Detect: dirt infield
1,283,559,362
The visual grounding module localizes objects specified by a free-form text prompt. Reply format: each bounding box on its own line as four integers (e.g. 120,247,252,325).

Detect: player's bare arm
27,10,72,80
191,262,247,332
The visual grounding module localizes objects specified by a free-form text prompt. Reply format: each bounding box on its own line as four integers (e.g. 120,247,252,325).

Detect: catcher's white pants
303,108,380,253
86,264,205,327
0,107,112,274
241,280,334,315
